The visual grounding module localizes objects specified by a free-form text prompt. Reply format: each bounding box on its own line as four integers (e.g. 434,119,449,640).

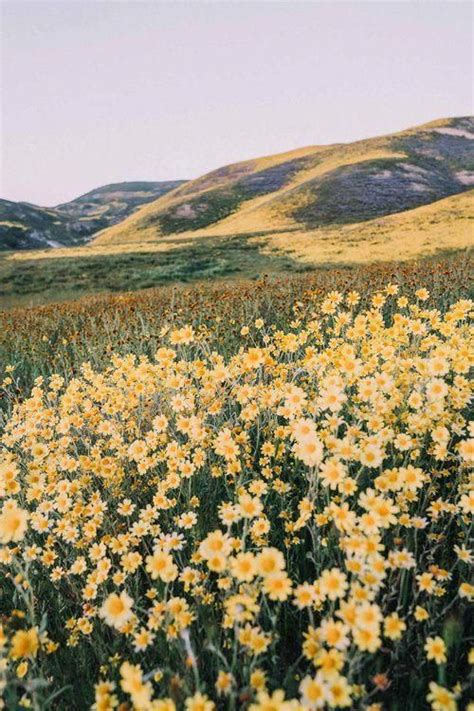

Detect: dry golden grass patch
254,191,474,266
5,238,194,262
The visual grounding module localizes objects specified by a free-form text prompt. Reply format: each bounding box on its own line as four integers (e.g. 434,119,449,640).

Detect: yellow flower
145,549,178,582
127,439,148,461
16,661,28,678
414,605,429,621
319,619,350,650
293,582,316,609
359,443,384,468
185,692,215,711
242,347,264,370
230,552,257,582
384,612,406,640
319,458,347,490
459,438,474,463
319,568,348,601
315,648,344,675
299,673,328,709
215,671,233,695
256,547,286,577
120,661,153,708
0,501,28,543
263,572,292,601
10,629,39,660
249,689,295,711
238,493,263,519
99,591,134,630
250,668,267,691
427,682,457,711
425,636,447,664
326,674,352,708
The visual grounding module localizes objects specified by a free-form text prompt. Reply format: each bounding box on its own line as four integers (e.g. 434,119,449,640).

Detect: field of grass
1,253,471,395
0,255,472,710
0,234,304,310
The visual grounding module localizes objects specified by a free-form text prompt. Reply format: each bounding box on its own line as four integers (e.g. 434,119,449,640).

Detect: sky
1,0,472,206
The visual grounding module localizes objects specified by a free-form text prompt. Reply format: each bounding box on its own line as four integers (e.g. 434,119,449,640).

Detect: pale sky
1,0,472,206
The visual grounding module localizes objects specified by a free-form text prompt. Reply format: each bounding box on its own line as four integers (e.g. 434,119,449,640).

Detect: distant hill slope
0,181,185,250
254,189,474,266
94,116,474,246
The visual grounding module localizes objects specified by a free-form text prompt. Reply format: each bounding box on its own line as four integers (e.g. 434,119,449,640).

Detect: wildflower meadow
0,260,472,710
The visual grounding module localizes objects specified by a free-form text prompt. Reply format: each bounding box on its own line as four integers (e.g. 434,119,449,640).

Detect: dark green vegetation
0,181,185,250
294,153,470,227
0,234,308,309
0,200,72,250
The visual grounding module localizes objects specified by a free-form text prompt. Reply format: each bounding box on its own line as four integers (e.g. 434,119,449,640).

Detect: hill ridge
0,180,186,251
94,115,473,246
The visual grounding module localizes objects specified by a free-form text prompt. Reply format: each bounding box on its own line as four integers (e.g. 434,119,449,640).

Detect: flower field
0,257,473,710
0,254,471,397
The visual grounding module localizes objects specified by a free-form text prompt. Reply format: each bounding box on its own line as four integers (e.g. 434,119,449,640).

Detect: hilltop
0,181,185,250
94,116,474,247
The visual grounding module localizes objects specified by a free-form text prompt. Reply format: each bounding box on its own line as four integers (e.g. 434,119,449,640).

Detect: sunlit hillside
94,116,474,246
254,190,474,265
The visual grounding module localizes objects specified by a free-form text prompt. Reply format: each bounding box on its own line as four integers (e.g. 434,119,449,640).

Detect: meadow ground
0,233,305,310
0,254,472,710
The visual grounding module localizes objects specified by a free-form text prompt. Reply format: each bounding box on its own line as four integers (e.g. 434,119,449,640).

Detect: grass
156,188,255,235
256,192,474,267
0,235,304,310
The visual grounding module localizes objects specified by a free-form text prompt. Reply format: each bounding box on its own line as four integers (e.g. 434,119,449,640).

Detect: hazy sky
1,0,472,206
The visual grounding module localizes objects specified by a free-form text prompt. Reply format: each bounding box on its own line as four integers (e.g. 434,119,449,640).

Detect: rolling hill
94,116,474,247
0,181,185,250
